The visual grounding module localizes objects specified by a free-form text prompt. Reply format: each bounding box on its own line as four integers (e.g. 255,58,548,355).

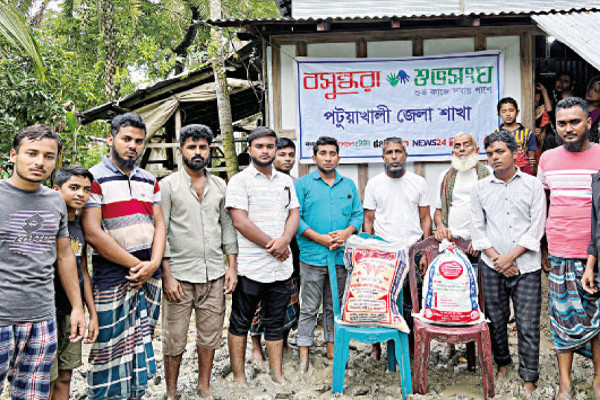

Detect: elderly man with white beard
433,132,491,359
434,132,491,247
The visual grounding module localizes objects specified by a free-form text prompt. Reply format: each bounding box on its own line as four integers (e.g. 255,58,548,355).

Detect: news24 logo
410,137,455,147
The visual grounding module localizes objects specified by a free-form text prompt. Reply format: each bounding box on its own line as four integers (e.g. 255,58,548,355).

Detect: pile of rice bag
341,235,409,332
417,240,484,325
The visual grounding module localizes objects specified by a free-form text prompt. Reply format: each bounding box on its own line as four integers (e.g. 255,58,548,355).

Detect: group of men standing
156,94,600,400
435,96,600,399
1,96,600,400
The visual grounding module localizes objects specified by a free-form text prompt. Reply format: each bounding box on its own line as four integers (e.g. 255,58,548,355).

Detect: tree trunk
64,0,74,19
210,0,238,178
172,2,200,75
101,0,120,101
30,0,49,28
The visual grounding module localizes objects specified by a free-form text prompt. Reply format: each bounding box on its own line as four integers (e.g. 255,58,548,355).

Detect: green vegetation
0,0,279,171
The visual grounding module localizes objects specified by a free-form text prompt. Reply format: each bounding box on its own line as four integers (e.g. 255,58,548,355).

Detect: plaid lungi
0,320,57,400
481,261,541,383
548,255,600,358
249,276,299,336
88,278,161,400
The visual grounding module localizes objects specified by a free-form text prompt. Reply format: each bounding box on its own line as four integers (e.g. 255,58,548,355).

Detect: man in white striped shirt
225,127,299,384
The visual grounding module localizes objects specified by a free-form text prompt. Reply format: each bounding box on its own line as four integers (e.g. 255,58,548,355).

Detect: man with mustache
226,127,299,384
159,124,238,399
537,97,600,400
294,136,363,373
0,125,85,400
363,136,432,360
471,131,545,398
81,113,166,399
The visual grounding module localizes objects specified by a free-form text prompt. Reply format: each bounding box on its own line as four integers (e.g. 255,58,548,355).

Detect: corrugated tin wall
533,11,600,72
291,0,600,18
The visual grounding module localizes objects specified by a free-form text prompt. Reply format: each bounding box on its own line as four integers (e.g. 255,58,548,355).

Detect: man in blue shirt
294,136,363,373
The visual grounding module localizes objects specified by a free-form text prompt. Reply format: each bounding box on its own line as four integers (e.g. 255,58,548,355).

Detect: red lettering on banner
302,71,381,99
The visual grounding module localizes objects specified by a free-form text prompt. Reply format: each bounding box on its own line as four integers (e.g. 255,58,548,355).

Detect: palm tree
0,1,45,79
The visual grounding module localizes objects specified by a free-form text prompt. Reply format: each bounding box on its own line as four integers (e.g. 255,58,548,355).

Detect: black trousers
229,275,291,341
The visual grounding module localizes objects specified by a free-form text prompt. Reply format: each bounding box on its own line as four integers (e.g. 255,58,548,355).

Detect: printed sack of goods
341,235,409,332
417,239,484,325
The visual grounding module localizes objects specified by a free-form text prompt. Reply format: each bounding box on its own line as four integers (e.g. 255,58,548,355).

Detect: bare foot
251,337,265,362
370,343,381,361
270,368,284,384
495,365,507,380
232,377,248,385
326,342,334,360
442,343,456,360
252,347,265,362
556,378,572,400
593,373,600,399
299,356,309,374
196,386,210,398
523,381,535,398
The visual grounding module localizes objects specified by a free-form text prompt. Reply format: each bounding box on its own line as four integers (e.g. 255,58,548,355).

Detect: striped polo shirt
538,144,600,259
85,156,162,288
225,163,299,283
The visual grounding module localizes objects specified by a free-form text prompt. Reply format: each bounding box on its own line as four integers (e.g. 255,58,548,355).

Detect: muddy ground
3,275,597,400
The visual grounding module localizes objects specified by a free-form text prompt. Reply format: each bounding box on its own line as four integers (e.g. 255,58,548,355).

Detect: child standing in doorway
496,97,537,175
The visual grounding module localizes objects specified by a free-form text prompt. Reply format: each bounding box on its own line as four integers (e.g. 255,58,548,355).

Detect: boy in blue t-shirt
50,165,98,400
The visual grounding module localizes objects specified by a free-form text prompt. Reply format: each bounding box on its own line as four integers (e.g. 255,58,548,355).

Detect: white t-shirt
434,166,490,241
363,171,430,245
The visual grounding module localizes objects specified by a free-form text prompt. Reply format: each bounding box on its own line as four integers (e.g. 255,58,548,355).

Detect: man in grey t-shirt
0,125,85,399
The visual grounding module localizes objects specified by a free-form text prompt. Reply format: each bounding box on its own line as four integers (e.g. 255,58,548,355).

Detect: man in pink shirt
538,97,600,400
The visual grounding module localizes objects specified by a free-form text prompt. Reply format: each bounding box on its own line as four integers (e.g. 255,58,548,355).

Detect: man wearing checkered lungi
0,126,86,400
471,131,546,398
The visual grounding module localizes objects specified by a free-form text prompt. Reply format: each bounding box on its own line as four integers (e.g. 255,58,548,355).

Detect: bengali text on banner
294,51,504,163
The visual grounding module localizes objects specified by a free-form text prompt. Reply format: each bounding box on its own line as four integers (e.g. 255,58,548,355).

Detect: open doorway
532,35,600,159
535,35,599,102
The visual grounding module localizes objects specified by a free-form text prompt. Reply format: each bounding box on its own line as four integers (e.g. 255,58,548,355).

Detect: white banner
294,51,504,163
